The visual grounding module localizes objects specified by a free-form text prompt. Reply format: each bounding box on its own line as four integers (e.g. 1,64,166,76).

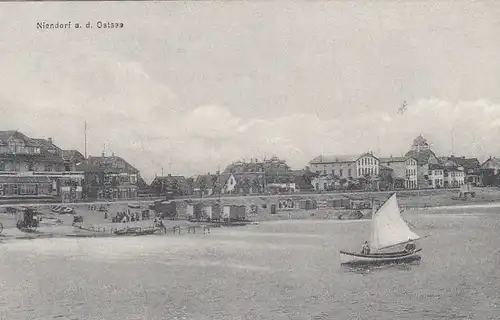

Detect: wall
356,155,379,177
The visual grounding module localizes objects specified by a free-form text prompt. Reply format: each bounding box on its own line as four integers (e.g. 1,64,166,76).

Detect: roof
453,157,480,169
294,175,313,190
429,163,444,170
412,135,429,146
194,174,219,189
482,157,500,168
310,153,378,164
379,156,414,163
62,150,85,162
309,155,359,164
0,131,41,147
154,175,187,182
32,138,61,151
291,169,306,177
404,149,437,165
87,156,140,174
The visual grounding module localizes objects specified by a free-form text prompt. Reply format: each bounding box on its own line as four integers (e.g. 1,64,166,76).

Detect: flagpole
84,121,87,159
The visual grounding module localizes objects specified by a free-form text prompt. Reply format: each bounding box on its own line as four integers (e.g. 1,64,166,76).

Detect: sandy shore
1,187,499,240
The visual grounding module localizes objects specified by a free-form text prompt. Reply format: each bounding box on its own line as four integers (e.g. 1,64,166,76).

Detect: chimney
112,152,115,157
101,152,105,157
48,137,53,144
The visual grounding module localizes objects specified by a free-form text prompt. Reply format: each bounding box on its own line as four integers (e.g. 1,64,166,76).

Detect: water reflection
341,259,422,274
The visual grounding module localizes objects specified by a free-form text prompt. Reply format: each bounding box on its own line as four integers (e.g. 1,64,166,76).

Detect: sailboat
339,193,422,266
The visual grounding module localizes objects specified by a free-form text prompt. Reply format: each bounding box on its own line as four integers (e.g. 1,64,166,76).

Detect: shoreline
2,188,499,242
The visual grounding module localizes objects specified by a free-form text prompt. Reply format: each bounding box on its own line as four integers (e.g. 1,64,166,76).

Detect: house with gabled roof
404,135,440,189
150,174,191,196
78,153,141,200
379,155,418,189
308,152,380,190
480,157,500,186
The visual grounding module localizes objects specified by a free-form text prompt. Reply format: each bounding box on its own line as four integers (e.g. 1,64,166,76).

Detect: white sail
370,193,419,250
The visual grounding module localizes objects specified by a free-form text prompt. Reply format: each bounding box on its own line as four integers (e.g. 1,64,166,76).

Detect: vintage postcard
0,2,499,320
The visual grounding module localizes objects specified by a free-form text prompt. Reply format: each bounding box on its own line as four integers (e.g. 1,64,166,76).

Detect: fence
72,223,216,236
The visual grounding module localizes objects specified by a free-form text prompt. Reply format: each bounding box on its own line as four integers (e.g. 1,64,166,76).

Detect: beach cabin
186,203,203,220
223,205,246,221
202,204,221,221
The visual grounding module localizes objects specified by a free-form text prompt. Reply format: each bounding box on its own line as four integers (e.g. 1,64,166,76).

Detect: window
332,170,335,176
339,169,343,177
323,183,327,189
348,169,352,176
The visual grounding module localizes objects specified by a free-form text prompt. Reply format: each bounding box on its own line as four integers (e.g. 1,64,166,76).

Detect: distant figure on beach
361,241,371,255
405,239,416,253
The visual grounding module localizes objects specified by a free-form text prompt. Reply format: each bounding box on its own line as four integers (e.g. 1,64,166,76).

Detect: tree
171,178,180,195
199,178,208,197
186,177,195,195
394,177,405,189
302,167,316,186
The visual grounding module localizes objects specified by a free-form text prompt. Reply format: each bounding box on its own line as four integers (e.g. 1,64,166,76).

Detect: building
309,153,379,180
410,135,431,152
291,170,314,192
405,135,440,189
150,174,191,196
193,172,227,196
309,155,357,179
222,157,291,194
222,172,266,195
480,157,500,186
428,164,444,188
439,157,465,187
78,153,141,200
453,157,481,186
62,150,86,171
379,156,418,189
309,152,379,190
0,131,85,201
311,175,335,192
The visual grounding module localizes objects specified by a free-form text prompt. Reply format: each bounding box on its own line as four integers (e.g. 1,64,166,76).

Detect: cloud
1,42,498,183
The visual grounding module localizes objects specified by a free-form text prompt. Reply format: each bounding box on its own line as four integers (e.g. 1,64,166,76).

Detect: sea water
0,208,499,320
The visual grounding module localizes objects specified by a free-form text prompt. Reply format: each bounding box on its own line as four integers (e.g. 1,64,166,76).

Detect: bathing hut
186,203,203,220
202,204,221,221
223,205,246,221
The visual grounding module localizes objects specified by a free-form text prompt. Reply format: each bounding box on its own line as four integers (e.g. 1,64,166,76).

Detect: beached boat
339,193,422,266
114,227,158,236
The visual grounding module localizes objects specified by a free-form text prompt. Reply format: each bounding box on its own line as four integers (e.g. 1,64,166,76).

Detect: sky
1,2,500,182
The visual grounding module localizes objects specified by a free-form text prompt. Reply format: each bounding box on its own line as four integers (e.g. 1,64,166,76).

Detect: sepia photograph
0,1,499,319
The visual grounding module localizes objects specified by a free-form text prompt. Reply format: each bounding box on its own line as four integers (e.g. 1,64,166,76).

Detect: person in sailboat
405,238,416,253
361,241,371,255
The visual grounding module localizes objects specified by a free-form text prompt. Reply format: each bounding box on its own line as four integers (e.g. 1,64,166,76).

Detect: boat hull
339,249,422,266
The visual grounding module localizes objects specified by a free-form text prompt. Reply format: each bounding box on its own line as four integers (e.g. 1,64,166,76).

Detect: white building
379,156,418,189
309,152,379,180
440,157,466,187
428,164,444,188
